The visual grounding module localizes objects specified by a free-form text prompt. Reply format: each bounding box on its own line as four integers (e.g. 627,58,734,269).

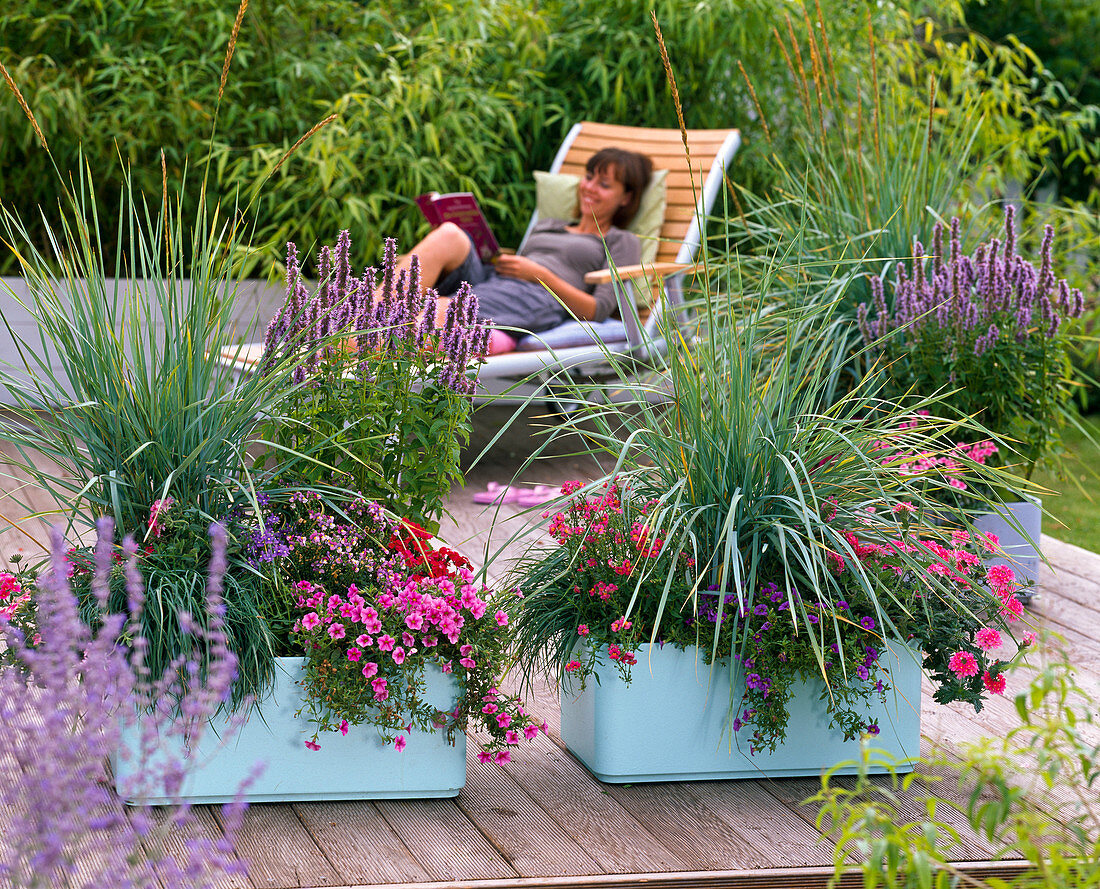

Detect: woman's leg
395,221,473,291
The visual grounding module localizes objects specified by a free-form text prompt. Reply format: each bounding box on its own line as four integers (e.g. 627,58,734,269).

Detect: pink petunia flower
394,735,406,752
391,647,406,665
495,610,509,626
301,612,321,631
328,622,346,640
477,751,493,763
505,730,520,745
523,724,541,740
496,712,512,729
493,750,511,765
304,739,321,751
339,720,349,736
347,647,362,662
361,661,379,679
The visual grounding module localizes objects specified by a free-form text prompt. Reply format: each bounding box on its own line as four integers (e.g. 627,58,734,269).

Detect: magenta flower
975,627,1002,651
361,661,379,679
327,622,346,640
304,739,321,751
339,720,349,736
982,670,1007,695
377,634,395,652
494,610,509,626
948,651,979,678
301,612,321,631
394,735,407,752
346,647,361,662
391,647,406,665
477,751,493,763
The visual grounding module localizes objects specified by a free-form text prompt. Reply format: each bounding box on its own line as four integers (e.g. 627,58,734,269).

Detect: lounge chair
473,121,740,401
217,122,740,399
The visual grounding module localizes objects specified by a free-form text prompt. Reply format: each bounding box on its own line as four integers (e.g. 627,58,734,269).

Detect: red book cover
415,192,501,262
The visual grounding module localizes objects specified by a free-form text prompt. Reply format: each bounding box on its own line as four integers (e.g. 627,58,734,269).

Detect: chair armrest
584,261,700,286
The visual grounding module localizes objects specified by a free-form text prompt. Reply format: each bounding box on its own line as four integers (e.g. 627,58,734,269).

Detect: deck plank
227,804,342,888
293,801,432,885
372,797,518,882
483,731,690,875
457,751,606,877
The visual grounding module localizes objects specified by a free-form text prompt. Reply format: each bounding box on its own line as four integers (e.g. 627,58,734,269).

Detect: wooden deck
2,406,1098,889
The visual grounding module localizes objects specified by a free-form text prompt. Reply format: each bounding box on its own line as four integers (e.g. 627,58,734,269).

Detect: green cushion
533,168,668,265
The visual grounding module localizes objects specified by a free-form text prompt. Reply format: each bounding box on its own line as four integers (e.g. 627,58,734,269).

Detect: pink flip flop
472,482,559,506
472,482,522,505
514,485,558,507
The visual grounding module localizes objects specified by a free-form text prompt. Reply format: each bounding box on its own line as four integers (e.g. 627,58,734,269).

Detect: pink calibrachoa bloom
371,677,389,700
339,720,349,736
327,622,346,640
301,612,321,631
305,739,321,751
494,610,509,626
477,751,493,763
361,661,379,679
982,670,1007,695
493,751,511,764
523,724,541,740
505,730,520,745
394,735,406,752
347,647,361,662
377,634,395,652
948,651,980,678
391,647,406,665
975,628,1002,650
496,712,512,729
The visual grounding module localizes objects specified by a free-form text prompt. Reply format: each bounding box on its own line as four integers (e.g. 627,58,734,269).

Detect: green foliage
811,648,1100,888
1,0,946,280
964,0,1100,203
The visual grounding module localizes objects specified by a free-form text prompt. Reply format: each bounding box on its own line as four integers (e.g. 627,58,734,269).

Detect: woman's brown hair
586,147,653,228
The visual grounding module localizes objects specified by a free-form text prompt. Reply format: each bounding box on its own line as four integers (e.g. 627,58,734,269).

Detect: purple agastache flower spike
1003,203,1016,259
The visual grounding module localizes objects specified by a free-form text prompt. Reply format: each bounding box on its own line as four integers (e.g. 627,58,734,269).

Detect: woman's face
578,164,630,227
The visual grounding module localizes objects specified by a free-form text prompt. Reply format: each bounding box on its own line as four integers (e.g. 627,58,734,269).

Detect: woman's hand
494,254,547,282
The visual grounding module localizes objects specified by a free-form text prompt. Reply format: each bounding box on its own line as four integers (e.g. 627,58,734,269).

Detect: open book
415,192,501,263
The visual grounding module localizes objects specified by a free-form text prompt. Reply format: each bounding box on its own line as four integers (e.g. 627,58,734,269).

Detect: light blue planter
973,498,1042,588
113,657,466,804
560,642,921,783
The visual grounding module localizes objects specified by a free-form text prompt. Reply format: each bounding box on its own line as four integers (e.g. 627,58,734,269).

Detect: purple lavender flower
0,522,250,888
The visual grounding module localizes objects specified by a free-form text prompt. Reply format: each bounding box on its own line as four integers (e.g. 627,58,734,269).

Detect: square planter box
113,657,466,804
973,498,1042,590
560,642,921,783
